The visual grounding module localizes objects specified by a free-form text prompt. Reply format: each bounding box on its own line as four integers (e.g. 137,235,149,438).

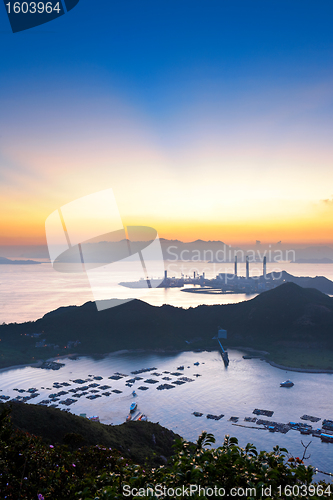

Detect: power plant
121,256,271,294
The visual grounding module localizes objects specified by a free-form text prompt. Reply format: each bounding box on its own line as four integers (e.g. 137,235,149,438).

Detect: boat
89,416,100,422
130,402,137,412
138,414,147,421
280,380,294,388
321,433,333,443
126,414,131,422
132,390,137,397
300,428,312,435
323,419,333,431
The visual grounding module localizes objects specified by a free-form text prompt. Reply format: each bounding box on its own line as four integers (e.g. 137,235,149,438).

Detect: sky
1,0,333,245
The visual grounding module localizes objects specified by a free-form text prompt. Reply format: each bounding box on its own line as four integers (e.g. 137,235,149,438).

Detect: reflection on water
0,349,332,477
2,261,333,323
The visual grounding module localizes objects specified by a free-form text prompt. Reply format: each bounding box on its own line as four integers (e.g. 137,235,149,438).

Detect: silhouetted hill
266,270,333,294
1,284,333,361
226,282,333,340
1,402,179,466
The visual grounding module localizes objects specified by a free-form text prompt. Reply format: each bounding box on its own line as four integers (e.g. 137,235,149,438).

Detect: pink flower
72,463,76,467
49,445,54,449
38,495,45,500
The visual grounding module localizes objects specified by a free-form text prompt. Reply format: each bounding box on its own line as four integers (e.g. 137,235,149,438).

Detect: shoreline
263,359,333,374
233,346,333,374
1,347,333,375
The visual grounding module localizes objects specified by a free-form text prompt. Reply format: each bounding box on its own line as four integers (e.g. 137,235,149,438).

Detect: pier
213,327,229,367
217,339,229,367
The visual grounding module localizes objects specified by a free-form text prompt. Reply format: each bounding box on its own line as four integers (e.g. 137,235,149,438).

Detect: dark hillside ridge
1,283,333,354
266,270,333,294
1,402,179,466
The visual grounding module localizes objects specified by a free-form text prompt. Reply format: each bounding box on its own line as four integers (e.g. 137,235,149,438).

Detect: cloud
322,198,333,206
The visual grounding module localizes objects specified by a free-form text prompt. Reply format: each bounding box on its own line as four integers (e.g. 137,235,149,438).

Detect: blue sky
1,0,333,244
2,1,333,104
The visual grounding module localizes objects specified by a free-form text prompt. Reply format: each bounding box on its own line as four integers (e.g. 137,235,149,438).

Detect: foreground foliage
0,407,331,499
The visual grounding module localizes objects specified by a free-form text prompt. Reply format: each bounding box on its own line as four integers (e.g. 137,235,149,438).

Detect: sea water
1,260,333,324
0,262,333,479
0,350,333,479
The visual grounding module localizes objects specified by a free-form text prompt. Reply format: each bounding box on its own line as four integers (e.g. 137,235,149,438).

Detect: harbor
119,257,272,294
118,257,330,296
1,349,333,478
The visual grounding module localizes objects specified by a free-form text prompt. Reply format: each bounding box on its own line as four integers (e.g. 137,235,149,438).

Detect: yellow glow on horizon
1,87,333,248
2,214,333,246
1,176,333,246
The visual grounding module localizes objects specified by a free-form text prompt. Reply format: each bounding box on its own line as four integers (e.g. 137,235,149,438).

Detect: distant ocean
1,260,333,324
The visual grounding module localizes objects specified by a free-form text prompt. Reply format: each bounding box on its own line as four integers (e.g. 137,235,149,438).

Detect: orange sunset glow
1,45,333,248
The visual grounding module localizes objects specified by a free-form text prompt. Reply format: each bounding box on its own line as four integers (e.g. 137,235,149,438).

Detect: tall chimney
263,256,266,279
234,256,237,277
164,270,168,280
246,255,249,280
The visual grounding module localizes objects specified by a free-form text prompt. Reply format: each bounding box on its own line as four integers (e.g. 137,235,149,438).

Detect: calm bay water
1,262,333,478
0,349,332,478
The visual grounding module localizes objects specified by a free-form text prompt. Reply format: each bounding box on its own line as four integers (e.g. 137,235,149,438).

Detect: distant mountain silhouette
2,240,333,263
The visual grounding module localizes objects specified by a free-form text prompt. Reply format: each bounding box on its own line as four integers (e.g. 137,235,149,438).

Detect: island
0,256,42,265
1,282,333,371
